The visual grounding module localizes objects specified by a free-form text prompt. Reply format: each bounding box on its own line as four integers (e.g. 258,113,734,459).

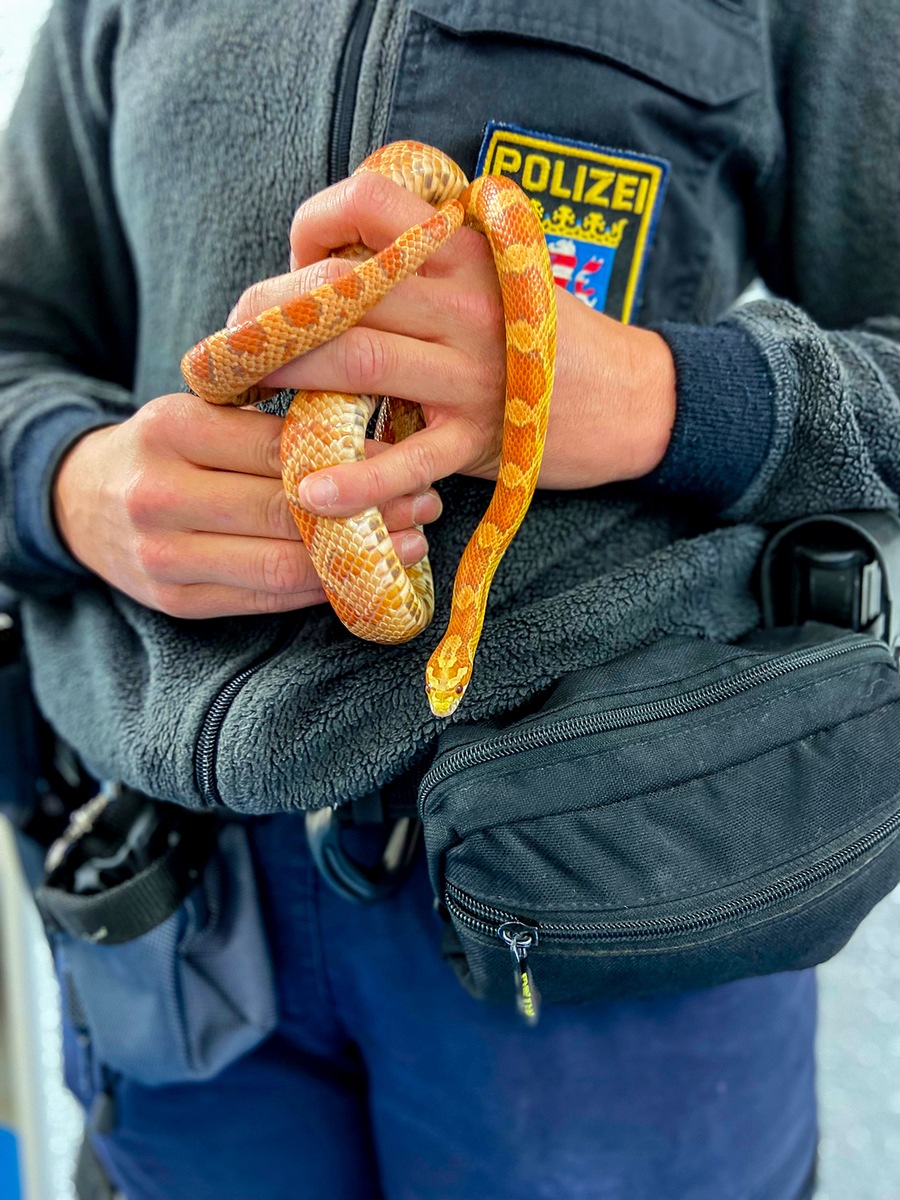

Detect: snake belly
181,142,557,717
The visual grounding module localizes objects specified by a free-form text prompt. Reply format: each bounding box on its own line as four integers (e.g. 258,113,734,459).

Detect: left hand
228,171,677,518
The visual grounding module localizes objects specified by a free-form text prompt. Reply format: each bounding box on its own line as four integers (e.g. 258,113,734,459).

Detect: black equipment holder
760,510,900,659
35,783,220,945
0,588,95,874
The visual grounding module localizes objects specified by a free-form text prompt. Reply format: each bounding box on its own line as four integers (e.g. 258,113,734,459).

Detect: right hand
52,392,441,619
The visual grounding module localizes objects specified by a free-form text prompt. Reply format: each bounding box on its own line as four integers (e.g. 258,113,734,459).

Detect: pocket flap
409,0,761,105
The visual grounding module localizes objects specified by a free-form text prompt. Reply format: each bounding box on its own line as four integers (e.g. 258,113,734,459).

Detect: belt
304,765,424,905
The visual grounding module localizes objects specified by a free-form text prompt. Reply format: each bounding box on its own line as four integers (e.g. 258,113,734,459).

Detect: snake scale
181,142,557,717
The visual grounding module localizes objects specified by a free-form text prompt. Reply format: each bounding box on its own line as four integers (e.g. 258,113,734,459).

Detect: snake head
424,659,472,719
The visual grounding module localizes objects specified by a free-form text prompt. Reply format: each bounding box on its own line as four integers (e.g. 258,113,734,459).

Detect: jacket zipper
195,0,376,805
193,622,296,807
328,0,376,185
445,800,900,1023
419,636,893,805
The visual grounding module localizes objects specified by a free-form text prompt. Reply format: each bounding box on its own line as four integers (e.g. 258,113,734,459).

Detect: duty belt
305,766,423,904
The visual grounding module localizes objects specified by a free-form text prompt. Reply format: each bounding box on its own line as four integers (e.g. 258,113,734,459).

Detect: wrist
52,425,114,569
618,325,676,481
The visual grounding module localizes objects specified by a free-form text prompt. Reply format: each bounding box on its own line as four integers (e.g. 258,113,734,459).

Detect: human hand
51,392,441,618
228,171,677,520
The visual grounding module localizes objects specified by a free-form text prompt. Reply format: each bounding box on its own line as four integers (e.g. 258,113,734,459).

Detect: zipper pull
498,921,541,1026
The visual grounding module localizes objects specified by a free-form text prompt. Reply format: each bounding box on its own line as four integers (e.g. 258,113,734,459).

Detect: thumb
297,422,476,516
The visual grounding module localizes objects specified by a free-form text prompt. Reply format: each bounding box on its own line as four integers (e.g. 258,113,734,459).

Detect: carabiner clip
304,806,421,903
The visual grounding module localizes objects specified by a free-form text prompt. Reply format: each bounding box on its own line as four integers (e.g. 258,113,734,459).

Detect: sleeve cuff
13,407,120,576
638,320,776,512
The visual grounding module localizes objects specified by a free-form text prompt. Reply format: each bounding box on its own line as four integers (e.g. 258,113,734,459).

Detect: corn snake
181,142,557,717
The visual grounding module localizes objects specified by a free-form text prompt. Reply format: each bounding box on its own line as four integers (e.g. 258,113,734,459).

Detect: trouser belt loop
305,765,425,903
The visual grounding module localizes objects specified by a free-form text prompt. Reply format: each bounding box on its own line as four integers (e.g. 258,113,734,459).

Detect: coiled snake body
182,142,557,717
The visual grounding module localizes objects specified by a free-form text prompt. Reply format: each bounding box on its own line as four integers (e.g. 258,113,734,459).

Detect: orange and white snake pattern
181,142,557,717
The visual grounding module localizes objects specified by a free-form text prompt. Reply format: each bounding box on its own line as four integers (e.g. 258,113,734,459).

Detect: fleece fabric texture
0,0,898,812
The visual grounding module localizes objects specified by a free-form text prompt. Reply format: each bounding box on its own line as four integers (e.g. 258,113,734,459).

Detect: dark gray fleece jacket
0,0,898,812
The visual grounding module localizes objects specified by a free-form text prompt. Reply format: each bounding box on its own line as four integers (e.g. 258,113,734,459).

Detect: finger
149,470,300,540
290,173,435,264
289,173,484,277
141,529,430,592
179,470,442,536
144,429,441,541
179,463,443,535
381,487,443,529
145,393,284,477
255,270,503,352
227,258,354,326
263,326,495,413
146,582,330,620
297,422,483,517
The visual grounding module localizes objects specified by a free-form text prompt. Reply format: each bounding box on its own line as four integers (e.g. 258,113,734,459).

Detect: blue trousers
89,814,818,1200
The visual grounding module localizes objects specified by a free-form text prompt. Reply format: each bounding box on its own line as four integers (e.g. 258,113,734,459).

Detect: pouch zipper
445,802,900,1023
193,623,296,807
420,637,893,804
329,0,376,185
426,634,895,1024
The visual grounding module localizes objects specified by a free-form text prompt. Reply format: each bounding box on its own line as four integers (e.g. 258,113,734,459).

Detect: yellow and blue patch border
476,122,670,324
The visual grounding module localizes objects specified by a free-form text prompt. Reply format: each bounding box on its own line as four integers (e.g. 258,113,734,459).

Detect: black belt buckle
761,511,900,659
305,792,421,903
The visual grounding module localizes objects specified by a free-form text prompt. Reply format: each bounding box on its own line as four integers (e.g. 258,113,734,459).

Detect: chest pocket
383,0,766,323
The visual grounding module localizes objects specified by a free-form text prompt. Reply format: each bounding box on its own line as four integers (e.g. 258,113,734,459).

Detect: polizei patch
477,123,669,323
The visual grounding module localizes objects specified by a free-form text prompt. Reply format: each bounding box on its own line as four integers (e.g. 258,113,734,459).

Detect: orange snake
181,142,557,717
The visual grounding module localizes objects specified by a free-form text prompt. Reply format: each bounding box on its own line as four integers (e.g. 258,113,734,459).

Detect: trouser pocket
36,786,278,1087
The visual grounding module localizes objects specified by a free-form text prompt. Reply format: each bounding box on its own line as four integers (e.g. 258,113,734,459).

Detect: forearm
0,358,131,592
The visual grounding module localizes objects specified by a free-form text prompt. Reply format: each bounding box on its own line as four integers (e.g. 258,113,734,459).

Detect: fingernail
300,475,339,510
401,533,428,563
227,306,239,326
412,492,440,524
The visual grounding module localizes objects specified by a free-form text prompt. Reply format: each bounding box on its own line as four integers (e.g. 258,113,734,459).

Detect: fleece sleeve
0,2,137,596
640,0,900,522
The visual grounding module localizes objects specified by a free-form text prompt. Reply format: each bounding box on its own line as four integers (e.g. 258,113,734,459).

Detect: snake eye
455,685,463,694
425,683,433,693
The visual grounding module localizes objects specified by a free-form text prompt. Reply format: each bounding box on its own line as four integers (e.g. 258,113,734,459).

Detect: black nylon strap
36,789,218,945
36,846,191,944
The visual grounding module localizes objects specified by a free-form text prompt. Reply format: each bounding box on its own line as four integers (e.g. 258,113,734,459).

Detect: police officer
1,1,898,1197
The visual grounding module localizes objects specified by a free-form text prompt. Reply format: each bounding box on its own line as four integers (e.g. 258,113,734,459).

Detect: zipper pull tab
498,921,541,1026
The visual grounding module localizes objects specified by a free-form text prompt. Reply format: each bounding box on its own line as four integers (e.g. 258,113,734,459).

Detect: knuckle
302,258,349,291
395,440,437,495
122,467,181,531
260,541,309,595
341,326,389,395
252,588,296,615
349,172,425,239
237,279,275,321
133,532,177,580
448,284,504,341
348,170,393,216
264,484,292,535
122,470,157,531
132,398,168,450
147,582,187,618
133,393,198,453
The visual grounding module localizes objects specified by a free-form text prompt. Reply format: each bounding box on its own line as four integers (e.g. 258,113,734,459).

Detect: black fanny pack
414,512,900,1023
